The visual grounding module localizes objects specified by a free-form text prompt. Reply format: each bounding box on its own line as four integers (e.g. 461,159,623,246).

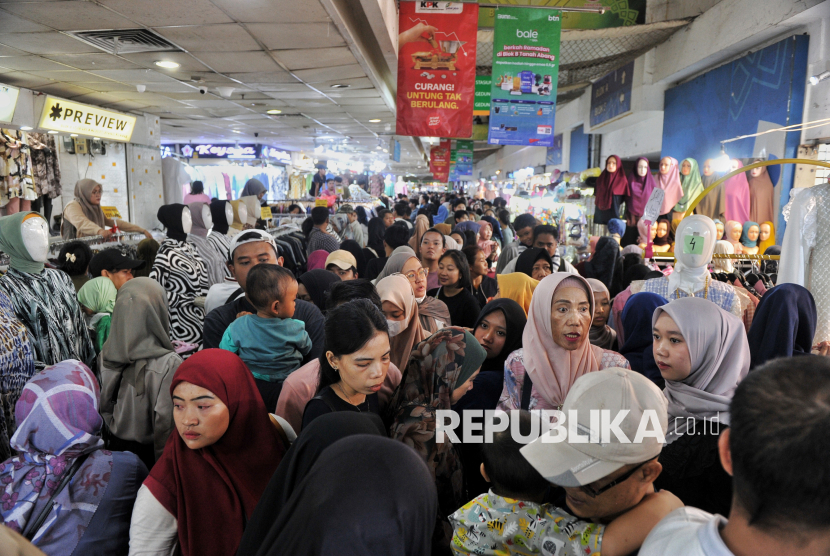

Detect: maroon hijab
626,157,658,216
595,155,630,210
145,349,285,556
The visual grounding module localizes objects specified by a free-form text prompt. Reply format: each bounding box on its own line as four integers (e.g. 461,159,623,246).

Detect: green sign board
474,75,492,116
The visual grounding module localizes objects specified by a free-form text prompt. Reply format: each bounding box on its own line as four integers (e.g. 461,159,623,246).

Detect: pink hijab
477,220,494,257
724,160,750,223
307,250,329,270
522,273,603,408
656,157,684,214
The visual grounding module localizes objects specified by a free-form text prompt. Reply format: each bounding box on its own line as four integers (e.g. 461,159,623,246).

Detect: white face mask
21,216,49,262
201,205,213,231
225,202,234,225
387,319,405,337
237,203,248,224
181,207,193,234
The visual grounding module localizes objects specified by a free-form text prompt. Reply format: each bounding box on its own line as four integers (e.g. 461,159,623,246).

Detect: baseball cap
88,249,146,277
520,368,668,487
325,250,357,271
338,204,355,214
229,229,278,261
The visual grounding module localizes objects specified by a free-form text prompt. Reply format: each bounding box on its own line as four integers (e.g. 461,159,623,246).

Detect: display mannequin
652,218,672,253
240,195,261,228
594,155,630,225
747,160,775,225
714,219,724,240
150,204,208,348
227,200,248,237
724,221,744,254
696,159,725,221
186,202,225,287
655,157,683,217
0,212,95,367
780,182,830,342
757,221,775,254
739,221,760,255
207,199,234,279
674,158,704,215
638,215,741,316
724,159,750,223
625,157,656,228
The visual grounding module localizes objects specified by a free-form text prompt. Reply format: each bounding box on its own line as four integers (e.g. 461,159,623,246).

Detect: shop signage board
260,207,273,220
101,206,122,219
448,147,458,182
473,75,492,116
477,0,645,28
39,96,136,142
430,139,451,182
590,60,634,127
455,139,474,177
260,146,292,164
395,1,478,138
488,7,561,147
546,133,563,165
0,84,20,124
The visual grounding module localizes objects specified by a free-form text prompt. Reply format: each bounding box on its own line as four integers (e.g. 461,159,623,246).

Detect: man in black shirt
203,230,324,359
311,165,326,197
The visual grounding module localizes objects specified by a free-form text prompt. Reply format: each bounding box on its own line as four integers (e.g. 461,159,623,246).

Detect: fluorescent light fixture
368,119,381,123
154,60,180,69
231,130,242,134
47,130,58,134
809,71,830,86
70,133,78,137
266,109,282,114
19,126,32,131
331,84,350,89
382,148,388,153
93,137,101,140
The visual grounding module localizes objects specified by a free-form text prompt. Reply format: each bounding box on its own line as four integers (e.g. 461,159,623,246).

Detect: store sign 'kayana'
38,96,136,142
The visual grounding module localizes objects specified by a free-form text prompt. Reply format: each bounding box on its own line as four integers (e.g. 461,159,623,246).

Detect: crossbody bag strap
520,373,534,411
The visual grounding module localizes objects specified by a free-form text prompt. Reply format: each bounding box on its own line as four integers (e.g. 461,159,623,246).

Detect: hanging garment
724,161,750,223
636,275,742,317
27,132,62,199
0,129,36,206
149,239,209,347
675,158,705,214
748,165,776,225
656,157,684,215
696,171,725,221
0,291,36,461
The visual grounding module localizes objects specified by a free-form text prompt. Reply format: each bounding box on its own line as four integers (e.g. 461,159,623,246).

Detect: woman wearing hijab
674,158,704,215
236,412,387,555
409,214,430,252
0,213,95,369
377,274,427,370
514,247,553,281
240,178,267,201
724,160,750,223
297,269,341,312
586,278,617,351
61,178,151,240
580,236,624,297
497,274,630,412
651,297,749,516
306,249,329,271
656,156,684,217
747,283,816,369
495,272,538,316
747,161,775,224
206,199,233,278
134,238,160,278
387,327,487,553
433,222,452,237
246,435,437,556
185,202,225,287
0,292,35,462
228,200,246,237
625,157,657,227
129,349,286,556
149,204,209,348
366,214,387,256
619,291,668,388
594,155,630,225
77,276,117,352
100,277,182,469
0,360,146,556
696,159,725,221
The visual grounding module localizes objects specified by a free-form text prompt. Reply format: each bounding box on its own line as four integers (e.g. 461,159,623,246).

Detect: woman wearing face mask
497,274,630,412
374,251,450,334
129,349,286,556
387,327,487,553
514,247,553,281
586,278,617,351
428,250,481,329
302,299,392,428
377,274,427,370
61,179,151,240
651,297,749,516
463,245,499,309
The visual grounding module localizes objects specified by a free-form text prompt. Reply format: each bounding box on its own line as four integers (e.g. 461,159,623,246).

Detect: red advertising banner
430,139,451,182
396,2,478,138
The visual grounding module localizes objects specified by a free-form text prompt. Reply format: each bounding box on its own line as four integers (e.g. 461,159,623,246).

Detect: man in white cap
521,368,683,555
203,230,324,360
325,250,358,281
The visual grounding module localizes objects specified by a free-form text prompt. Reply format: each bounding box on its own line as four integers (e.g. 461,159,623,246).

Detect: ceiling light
93,137,100,141
70,133,78,137
376,145,382,150
382,148,388,153
331,84,350,89
266,109,282,115
47,130,58,134
19,126,32,131
154,60,180,69
368,119,381,123
231,130,242,134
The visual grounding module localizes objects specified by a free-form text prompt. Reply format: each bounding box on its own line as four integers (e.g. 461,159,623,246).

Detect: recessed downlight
331,84,350,89
47,130,59,134
155,60,180,69
368,119,381,123
20,126,33,131
266,109,282,114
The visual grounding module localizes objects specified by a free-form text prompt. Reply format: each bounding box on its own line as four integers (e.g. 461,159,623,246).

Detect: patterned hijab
62,179,105,240
0,360,111,554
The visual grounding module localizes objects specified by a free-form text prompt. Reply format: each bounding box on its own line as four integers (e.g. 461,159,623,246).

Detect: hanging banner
488,7,561,147
477,0,645,28
474,75,492,116
455,139,474,177
395,2,478,138
448,147,459,182
39,96,136,142
430,139,451,182
590,60,634,127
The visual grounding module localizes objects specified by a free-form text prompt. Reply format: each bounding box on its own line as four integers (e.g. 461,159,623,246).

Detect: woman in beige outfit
61,178,151,239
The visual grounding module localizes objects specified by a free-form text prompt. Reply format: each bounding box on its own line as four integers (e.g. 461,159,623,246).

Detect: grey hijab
240,178,266,198
373,247,417,284
62,179,106,239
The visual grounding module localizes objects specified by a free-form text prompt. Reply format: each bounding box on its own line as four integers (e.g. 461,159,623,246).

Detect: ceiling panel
88,68,175,82
75,81,150,92
99,0,232,26
157,24,260,52
293,64,365,83
191,52,277,73
121,52,213,73
25,69,104,82
41,53,142,70
1,1,138,31
0,44,26,57
31,82,96,97
70,92,123,105
142,81,202,93
180,99,239,108
274,47,356,70
246,23,344,50
0,56,72,71
0,32,101,55
0,11,51,33
225,71,298,85
210,0,331,24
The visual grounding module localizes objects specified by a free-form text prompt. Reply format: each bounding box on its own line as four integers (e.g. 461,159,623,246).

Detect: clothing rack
651,253,780,260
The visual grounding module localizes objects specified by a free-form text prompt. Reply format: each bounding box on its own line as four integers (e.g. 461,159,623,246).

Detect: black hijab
623,263,652,289
236,413,385,556
583,236,622,294
748,283,816,369
367,217,386,254
298,269,341,311
254,435,437,556
340,239,367,278
157,203,188,242
514,247,553,278
210,199,230,235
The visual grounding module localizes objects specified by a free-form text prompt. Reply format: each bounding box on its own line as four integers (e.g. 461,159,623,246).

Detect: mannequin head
605,156,617,173
201,205,213,231
730,159,741,172
659,157,672,175
656,220,668,239
747,224,759,242
759,222,772,242
237,202,248,225
680,159,691,176
749,159,764,178
637,159,649,177
715,220,724,239
702,159,714,177
21,214,49,262
225,202,233,225
726,221,743,242
182,207,193,234
650,222,658,241
674,215,717,269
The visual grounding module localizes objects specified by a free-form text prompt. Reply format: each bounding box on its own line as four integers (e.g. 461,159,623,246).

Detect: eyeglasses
578,458,654,498
404,268,428,281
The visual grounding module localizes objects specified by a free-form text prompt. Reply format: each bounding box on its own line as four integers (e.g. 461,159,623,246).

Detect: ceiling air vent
67,29,180,55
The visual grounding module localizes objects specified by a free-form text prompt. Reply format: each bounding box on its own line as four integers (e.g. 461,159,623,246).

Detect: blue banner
546,133,563,165
590,60,634,127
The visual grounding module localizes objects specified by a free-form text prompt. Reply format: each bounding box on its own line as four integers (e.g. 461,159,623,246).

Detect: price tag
683,234,704,255
260,206,273,219
314,199,328,207
101,206,122,219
